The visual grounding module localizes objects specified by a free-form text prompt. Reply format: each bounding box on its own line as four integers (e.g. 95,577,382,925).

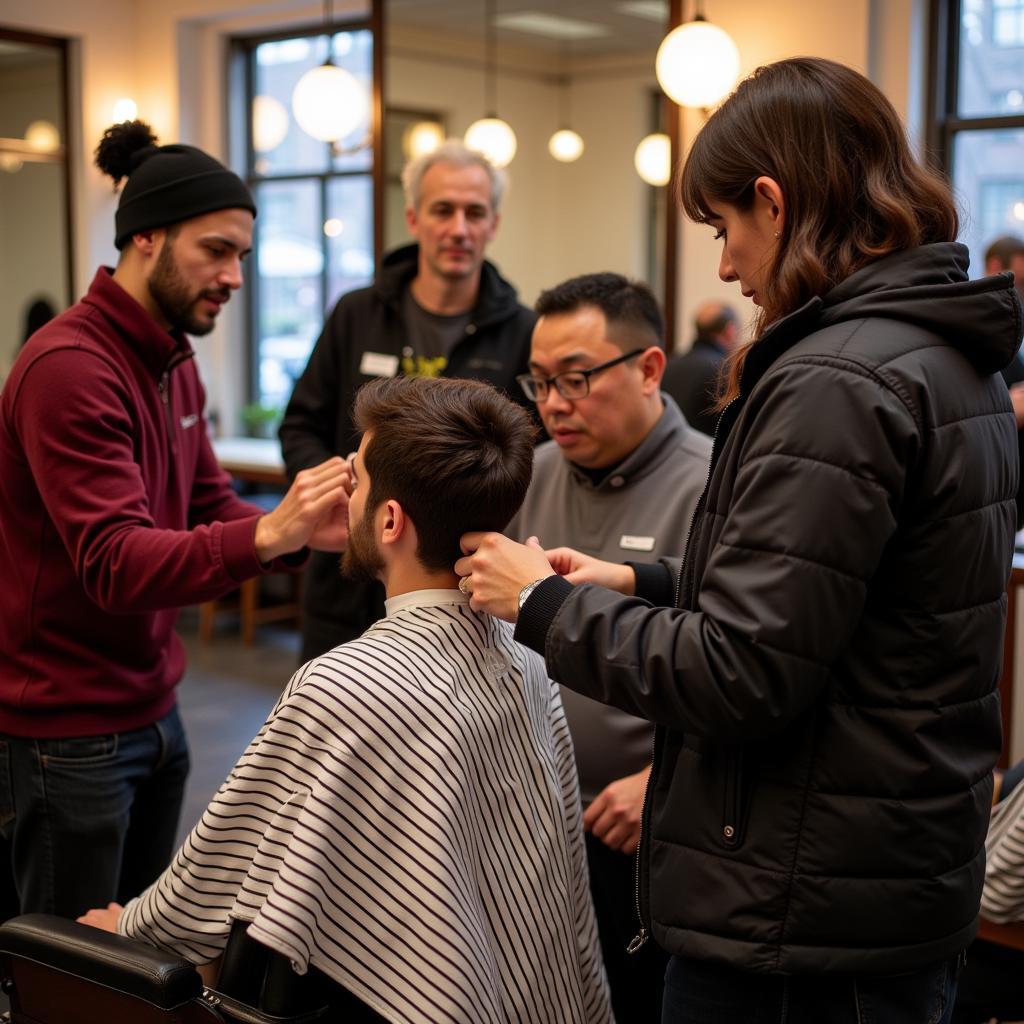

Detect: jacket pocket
721,747,748,849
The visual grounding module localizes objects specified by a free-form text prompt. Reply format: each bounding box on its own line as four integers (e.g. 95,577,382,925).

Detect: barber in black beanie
0,122,350,918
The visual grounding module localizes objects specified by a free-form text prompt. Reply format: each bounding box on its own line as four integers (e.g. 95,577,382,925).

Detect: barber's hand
456,533,554,622
583,766,651,855
77,902,124,933
546,546,636,595
1010,383,1024,428
255,457,350,561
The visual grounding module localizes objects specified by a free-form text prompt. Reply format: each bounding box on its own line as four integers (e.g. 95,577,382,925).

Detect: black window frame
927,0,1024,170
230,15,382,408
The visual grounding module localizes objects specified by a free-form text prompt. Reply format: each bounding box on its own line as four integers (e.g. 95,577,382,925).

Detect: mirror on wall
382,0,669,314
0,31,71,380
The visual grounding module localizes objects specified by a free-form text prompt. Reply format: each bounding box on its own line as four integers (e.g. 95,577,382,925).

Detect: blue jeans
0,707,190,918
662,952,962,1024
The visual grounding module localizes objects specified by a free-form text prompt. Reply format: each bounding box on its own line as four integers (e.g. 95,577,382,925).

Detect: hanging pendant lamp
292,0,369,143
548,66,584,163
464,0,517,167
656,2,739,109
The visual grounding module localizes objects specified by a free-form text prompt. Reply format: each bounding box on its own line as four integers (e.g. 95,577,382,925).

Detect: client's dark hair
353,376,536,571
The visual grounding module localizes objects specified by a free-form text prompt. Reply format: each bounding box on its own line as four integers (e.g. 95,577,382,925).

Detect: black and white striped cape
121,590,613,1023
981,772,1024,924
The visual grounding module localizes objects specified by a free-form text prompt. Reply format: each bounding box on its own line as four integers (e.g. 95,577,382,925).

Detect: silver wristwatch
518,578,544,611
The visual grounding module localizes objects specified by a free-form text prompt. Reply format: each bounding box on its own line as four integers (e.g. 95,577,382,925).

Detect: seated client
81,375,612,1024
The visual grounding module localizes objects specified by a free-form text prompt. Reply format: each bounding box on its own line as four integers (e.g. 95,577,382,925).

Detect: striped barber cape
120,589,613,1024
982,772,1024,924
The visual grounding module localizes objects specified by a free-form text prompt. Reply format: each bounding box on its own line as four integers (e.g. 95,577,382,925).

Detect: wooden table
201,437,299,644
211,437,286,486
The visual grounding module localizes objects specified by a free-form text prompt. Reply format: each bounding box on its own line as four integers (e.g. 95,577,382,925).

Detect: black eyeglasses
517,348,645,403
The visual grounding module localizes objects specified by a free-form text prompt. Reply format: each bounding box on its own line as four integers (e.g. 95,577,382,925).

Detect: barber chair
0,915,380,1023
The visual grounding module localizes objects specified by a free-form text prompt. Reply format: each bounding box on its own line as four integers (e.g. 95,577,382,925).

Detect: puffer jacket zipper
628,398,737,954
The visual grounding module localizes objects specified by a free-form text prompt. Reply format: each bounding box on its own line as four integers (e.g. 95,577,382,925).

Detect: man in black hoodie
280,140,535,662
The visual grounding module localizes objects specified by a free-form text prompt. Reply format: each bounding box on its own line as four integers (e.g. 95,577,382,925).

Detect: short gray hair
401,139,506,213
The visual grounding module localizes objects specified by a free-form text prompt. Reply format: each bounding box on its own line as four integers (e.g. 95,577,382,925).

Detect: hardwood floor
175,612,302,846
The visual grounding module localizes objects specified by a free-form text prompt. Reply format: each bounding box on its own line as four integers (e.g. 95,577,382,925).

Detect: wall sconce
292,0,370,144
112,98,138,124
464,0,517,168
656,3,739,109
24,120,60,154
634,132,671,187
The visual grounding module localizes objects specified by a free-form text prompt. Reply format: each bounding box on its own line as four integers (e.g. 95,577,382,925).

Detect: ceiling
386,0,668,57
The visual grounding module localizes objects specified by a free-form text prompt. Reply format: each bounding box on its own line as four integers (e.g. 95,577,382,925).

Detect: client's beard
340,509,384,582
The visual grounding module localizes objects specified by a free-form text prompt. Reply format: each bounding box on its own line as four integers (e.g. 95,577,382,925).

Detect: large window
931,0,1024,274
235,26,376,412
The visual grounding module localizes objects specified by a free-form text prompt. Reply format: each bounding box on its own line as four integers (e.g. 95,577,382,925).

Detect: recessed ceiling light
617,1,670,22
494,12,608,41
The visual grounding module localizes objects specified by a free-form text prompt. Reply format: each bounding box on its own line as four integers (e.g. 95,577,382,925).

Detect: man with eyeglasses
506,272,711,1022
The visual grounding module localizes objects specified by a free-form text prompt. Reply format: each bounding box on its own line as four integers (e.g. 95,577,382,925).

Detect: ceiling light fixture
465,0,517,168
252,95,289,153
403,120,445,159
292,0,369,144
656,1,739,109
634,132,671,186
548,63,584,163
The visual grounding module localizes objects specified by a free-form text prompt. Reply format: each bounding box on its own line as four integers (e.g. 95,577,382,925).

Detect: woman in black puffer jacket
457,57,1022,1023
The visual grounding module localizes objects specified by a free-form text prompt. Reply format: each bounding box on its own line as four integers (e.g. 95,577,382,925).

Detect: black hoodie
518,242,1023,974
280,244,535,658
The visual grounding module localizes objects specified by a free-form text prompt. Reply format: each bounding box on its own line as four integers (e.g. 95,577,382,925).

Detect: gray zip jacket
508,397,710,803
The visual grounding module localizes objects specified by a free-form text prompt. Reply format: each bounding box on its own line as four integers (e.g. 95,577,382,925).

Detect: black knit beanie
95,121,256,250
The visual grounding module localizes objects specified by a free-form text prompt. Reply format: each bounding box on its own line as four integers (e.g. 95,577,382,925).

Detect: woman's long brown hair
679,57,959,407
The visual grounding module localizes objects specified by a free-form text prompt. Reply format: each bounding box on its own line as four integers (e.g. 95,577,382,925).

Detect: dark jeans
663,952,962,1024
585,832,668,1023
0,707,190,918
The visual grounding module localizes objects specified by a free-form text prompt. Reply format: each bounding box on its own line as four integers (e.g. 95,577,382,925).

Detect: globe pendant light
252,95,289,153
634,132,671,187
656,4,739,109
548,71,584,163
549,129,584,163
464,0,517,168
292,0,369,144
403,120,445,159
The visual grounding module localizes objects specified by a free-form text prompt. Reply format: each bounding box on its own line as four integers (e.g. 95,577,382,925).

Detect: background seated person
80,376,612,1024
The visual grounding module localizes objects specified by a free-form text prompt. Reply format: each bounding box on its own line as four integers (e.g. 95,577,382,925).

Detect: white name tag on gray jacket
620,535,655,552
360,351,399,377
